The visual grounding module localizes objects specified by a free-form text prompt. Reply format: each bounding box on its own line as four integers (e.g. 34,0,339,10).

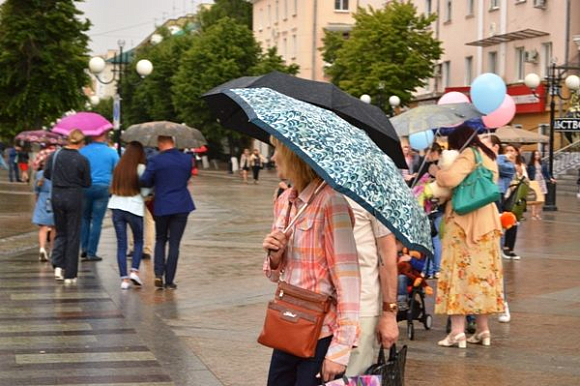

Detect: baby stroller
396,248,434,340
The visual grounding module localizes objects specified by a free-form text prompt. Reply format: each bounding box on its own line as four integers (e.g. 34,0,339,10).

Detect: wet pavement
0,168,579,386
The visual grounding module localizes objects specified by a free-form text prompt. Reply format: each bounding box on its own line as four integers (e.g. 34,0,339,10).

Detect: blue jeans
8,161,19,182
267,336,333,386
398,274,409,304
426,214,442,276
81,184,110,257
112,209,143,278
154,212,189,285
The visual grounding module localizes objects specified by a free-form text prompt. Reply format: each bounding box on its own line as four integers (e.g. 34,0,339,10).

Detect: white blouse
107,164,151,217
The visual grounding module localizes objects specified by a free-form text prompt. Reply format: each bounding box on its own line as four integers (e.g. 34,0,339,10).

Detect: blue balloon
409,130,434,150
470,73,507,114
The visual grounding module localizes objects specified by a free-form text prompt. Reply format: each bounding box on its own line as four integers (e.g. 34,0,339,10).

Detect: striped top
263,181,360,366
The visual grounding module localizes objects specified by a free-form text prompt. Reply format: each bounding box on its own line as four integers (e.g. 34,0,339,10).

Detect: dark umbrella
122,121,207,149
202,71,406,168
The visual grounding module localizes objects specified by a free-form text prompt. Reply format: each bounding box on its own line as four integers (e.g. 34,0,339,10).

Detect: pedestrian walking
432,126,504,348
344,198,398,377
0,142,8,171
7,146,20,182
501,143,522,260
16,146,30,183
43,130,91,284
32,162,55,262
261,137,360,385
250,148,266,184
239,148,251,183
79,131,119,261
140,136,195,290
108,142,150,290
527,150,553,220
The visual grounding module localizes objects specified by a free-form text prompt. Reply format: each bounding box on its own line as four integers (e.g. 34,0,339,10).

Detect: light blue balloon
409,130,434,150
470,73,507,114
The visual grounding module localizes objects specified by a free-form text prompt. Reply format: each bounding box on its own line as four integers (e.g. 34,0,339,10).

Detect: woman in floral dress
432,126,504,348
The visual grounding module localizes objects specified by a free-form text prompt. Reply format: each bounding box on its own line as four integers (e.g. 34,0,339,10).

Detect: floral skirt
435,219,504,315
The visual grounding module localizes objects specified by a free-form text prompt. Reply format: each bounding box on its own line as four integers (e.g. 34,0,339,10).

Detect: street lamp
360,94,372,104
88,39,153,155
525,61,580,211
389,95,401,116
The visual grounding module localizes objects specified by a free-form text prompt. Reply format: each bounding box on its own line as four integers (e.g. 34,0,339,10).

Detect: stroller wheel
424,314,433,330
407,323,415,340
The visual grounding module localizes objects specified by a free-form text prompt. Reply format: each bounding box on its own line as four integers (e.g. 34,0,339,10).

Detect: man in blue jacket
80,133,119,261
140,136,195,289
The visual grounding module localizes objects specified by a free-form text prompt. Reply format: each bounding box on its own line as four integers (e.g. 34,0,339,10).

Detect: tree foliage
198,0,252,31
90,97,113,122
0,0,91,137
322,1,442,110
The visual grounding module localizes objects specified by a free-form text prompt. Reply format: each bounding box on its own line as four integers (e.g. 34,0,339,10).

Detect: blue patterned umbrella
223,87,433,255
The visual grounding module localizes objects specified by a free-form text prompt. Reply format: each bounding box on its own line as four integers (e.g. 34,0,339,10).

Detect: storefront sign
554,118,580,132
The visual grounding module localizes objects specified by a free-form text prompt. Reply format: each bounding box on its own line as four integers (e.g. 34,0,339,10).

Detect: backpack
503,177,529,220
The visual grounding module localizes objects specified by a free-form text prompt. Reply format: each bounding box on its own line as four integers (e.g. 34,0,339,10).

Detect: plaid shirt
264,181,360,366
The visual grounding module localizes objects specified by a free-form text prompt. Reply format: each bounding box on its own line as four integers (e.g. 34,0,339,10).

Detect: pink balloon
482,95,516,128
438,91,470,105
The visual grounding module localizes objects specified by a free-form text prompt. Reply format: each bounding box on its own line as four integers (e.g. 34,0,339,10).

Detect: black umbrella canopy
202,71,406,168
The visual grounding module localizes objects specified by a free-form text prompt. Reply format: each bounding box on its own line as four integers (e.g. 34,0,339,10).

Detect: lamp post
525,62,580,211
88,39,153,155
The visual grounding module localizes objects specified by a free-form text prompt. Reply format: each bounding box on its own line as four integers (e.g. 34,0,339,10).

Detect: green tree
251,47,300,76
198,0,252,31
322,1,442,111
90,97,113,122
0,0,91,137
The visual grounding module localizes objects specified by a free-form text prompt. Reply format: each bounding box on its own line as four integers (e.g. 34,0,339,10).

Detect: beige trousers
345,315,380,377
128,207,155,255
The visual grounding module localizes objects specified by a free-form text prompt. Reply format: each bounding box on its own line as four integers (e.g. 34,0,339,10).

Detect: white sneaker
501,250,512,259
499,302,511,323
121,281,131,290
39,248,48,262
54,267,64,281
129,272,142,286
64,278,77,285
510,252,521,260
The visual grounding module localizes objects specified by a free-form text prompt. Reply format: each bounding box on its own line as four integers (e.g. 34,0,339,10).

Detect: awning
466,29,549,47
324,23,353,33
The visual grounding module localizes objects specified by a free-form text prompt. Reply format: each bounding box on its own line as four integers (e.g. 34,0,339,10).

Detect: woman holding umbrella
432,126,504,348
262,137,360,385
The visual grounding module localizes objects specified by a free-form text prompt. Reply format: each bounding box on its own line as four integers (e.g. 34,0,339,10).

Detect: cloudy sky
78,0,212,54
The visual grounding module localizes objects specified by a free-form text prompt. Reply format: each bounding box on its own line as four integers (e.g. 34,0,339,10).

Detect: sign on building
554,118,580,132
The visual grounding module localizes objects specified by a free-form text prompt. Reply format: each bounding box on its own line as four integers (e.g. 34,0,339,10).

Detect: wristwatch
383,302,398,313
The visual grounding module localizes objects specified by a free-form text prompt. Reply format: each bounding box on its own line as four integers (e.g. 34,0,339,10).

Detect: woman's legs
475,314,489,332
450,315,466,336
252,166,260,182
38,226,49,251
112,210,129,279
242,169,248,183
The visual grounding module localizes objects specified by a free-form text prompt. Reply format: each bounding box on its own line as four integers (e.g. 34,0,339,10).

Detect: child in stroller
396,242,433,340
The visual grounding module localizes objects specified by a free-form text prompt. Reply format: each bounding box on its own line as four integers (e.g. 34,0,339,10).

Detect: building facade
251,0,387,81
411,0,580,145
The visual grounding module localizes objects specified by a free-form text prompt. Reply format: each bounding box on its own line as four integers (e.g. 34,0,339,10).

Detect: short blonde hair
67,129,85,145
270,136,319,192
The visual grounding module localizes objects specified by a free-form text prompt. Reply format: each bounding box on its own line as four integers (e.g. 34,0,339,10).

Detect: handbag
365,344,407,386
527,180,544,204
503,177,529,220
451,147,500,215
325,375,382,386
258,181,332,358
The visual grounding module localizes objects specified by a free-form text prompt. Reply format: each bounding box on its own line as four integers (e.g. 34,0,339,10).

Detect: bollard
577,169,580,199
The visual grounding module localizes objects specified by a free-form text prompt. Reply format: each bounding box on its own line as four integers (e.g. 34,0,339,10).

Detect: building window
425,0,432,15
283,0,288,19
490,0,499,9
467,0,475,15
516,47,525,81
488,51,497,73
292,34,297,59
335,0,349,11
465,56,473,85
445,0,452,22
541,42,552,78
443,61,451,88
267,4,271,27
293,0,298,15
283,37,288,61
259,8,263,30
275,0,279,23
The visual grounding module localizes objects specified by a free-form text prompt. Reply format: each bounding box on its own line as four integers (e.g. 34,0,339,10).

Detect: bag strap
471,147,483,166
376,344,399,365
282,180,327,234
51,149,61,178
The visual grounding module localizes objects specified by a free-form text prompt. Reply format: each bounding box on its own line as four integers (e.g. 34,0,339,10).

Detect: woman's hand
262,230,290,269
320,359,346,383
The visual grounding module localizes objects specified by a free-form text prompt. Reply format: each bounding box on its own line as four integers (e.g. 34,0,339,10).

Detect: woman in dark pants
44,130,91,284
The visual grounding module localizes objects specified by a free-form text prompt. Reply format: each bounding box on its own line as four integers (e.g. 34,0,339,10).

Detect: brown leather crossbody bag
257,181,333,358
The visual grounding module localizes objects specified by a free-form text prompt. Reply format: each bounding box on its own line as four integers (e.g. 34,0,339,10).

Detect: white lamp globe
136,59,153,77
565,75,580,91
90,95,100,106
88,57,106,74
524,73,541,89
150,34,163,45
360,94,371,104
389,95,401,107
